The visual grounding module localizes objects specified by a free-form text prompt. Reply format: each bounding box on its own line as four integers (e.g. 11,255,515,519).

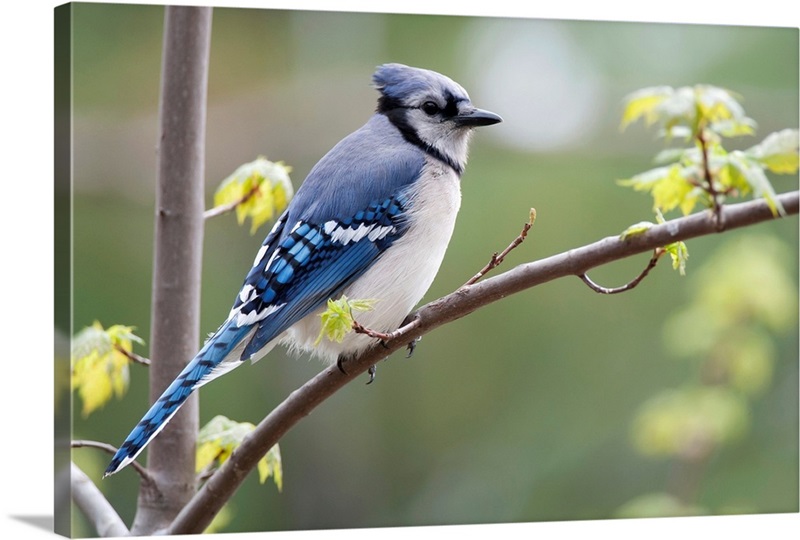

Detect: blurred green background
65,3,799,536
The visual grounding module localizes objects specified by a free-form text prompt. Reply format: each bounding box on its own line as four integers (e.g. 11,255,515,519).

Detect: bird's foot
406,336,421,358
366,364,377,385
337,356,377,385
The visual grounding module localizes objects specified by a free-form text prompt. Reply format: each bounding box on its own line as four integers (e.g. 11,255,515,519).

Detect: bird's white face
403,95,476,174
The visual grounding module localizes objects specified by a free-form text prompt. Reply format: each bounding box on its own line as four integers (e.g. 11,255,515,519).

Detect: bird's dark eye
421,101,440,116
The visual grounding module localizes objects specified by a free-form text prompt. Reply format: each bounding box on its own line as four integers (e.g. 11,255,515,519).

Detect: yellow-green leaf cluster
620,86,674,130
621,85,755,139
631,386,749,459
620,86,795,218
71,322,144,417
663,241,689,276
213,157,294,234
618,164,703,215
258,442,283,489
715,330,775,396
315,295,377,346
724,150,786,216
745,129,800,174
196,415,283,491
651,165,700,215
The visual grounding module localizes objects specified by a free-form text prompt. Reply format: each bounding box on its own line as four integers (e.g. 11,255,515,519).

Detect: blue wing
236,191,411,359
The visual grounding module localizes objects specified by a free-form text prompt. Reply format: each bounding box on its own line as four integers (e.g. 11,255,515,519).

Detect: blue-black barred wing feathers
227,211,289,327
239,192,411,360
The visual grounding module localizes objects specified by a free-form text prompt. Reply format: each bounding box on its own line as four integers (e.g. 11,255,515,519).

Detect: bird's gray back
288,114,426,226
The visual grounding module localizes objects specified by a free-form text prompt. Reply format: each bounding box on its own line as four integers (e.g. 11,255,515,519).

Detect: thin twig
463,208,536,287
71,439,155,486
351,314,422,359
697,128,724,230
351,314,422,344
71,462,130,537
351,320,391,341
579,248,664,294
202,183,259,220
114,344,150,366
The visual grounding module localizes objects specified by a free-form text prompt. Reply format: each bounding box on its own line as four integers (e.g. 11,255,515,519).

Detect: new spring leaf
71,322,144,417
744,128,799,174
315,295,377,346
213,157,294,234
621,85,755,139
196,415,283,491
619,210,689,276
617,164,702,215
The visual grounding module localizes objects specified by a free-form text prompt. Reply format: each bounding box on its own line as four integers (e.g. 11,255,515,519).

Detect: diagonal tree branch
71,462,130,537
169,190,798,534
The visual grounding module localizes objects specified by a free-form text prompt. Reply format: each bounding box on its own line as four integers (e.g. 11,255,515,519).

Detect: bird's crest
372,63,469,104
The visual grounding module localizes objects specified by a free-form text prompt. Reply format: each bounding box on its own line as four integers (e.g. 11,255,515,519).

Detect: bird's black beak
453,107,503,127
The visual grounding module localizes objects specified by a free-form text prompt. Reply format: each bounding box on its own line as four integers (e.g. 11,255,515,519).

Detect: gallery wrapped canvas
51,2,798,538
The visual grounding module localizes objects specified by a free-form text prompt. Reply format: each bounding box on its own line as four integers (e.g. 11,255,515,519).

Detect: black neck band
376,96,463,175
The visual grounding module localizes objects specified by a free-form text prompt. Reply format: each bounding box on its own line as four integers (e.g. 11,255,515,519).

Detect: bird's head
373,63,502,175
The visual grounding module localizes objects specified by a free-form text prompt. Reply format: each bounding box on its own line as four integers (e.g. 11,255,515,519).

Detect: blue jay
104,63,501,477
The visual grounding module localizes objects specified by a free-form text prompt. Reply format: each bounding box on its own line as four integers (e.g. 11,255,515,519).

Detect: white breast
284,159,461,364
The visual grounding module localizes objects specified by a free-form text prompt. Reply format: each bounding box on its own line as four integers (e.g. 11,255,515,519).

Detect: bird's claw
406,336,421,358
366,364,377,384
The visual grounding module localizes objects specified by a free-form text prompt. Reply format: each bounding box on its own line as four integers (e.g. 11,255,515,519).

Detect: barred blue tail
104,321,253,477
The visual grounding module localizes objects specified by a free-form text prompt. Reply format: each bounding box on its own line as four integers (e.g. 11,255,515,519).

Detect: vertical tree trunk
131,6,212,535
